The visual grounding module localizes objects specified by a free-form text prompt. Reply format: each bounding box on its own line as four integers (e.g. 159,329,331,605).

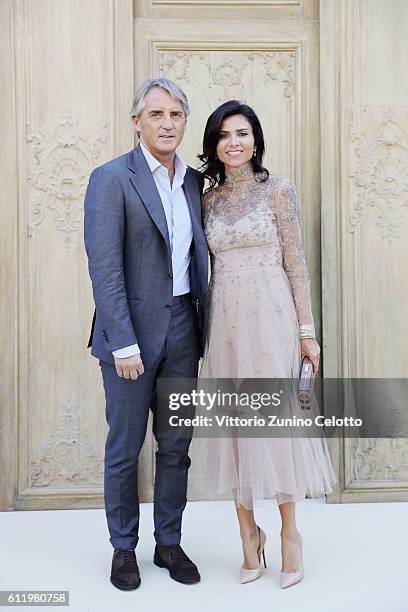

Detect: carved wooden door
320,0,408,503
0,0,134,510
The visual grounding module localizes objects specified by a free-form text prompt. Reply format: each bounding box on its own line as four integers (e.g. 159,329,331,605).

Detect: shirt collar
139,142,187,181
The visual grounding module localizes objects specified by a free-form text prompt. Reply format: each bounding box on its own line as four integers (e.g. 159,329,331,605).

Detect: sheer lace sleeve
276,179,315,338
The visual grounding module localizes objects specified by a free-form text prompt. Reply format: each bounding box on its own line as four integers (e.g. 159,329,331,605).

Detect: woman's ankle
280,527,300,540
240,526,259,541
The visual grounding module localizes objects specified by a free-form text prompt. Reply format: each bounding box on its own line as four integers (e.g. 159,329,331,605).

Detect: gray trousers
100,295,200,550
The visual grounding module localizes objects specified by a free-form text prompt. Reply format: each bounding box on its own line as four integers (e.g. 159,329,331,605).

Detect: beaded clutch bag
298,356,314,409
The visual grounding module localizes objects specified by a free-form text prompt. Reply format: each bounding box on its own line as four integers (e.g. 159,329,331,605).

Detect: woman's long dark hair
198,100,269,190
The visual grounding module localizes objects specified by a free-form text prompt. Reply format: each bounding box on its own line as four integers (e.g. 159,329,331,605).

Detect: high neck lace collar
224,163,256,185
223,163,269,186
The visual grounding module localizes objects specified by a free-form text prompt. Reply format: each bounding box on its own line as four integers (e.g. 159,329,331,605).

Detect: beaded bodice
202,164,315,336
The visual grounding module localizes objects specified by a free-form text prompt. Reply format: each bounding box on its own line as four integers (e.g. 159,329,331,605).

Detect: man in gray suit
84,78,208,590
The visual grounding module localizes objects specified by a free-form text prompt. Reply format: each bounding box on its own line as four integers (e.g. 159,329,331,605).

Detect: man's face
133,87,187,158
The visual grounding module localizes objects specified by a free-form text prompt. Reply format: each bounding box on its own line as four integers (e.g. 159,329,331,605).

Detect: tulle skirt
199,263,338,508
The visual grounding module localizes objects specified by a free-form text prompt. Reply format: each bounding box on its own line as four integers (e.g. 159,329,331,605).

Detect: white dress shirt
112,143,193,359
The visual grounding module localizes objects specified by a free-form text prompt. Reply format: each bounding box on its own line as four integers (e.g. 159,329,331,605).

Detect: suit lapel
127,145,205,250
127,145,171,253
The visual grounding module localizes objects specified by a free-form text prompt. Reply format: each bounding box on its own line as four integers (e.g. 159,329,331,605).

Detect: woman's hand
300,338,320,375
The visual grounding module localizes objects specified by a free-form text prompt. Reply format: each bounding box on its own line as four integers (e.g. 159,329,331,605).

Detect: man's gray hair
130,78,191,118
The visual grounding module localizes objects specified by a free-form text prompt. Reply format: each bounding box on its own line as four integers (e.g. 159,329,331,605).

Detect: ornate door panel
0,0,134,510
320,0,408,502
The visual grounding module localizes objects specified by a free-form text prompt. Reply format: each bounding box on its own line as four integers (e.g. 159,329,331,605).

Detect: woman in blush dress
198,100,337,588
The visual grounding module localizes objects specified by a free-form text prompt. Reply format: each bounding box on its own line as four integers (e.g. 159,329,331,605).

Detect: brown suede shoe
110,549,141,591
153,544,200,584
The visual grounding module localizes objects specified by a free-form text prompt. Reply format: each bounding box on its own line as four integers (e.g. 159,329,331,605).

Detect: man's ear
132,116,141,137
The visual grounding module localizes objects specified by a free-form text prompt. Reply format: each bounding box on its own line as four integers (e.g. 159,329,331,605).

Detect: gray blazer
84,144,208,369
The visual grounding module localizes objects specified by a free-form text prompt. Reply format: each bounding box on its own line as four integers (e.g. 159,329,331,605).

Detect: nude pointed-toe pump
280,533,304,589
240,526,267,584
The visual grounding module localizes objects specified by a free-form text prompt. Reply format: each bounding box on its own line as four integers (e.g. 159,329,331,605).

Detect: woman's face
216,114,256,171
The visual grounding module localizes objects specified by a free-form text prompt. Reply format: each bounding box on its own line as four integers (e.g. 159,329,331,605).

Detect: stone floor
1,497,406,612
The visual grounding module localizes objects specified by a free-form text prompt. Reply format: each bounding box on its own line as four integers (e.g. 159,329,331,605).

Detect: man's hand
114,354,144,380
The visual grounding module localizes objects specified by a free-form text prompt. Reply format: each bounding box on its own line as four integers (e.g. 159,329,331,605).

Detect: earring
253,149,257,157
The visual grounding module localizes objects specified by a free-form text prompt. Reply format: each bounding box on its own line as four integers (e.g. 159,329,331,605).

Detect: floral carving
349,109,408,244
210,59,244,99
247,52,295,98
27,113,106,250
158,50,295,105
352,438,408,481
29,398,104,487
159,51,207,83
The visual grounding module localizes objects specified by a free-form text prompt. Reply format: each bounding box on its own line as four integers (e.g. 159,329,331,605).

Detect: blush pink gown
199,164,337,508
